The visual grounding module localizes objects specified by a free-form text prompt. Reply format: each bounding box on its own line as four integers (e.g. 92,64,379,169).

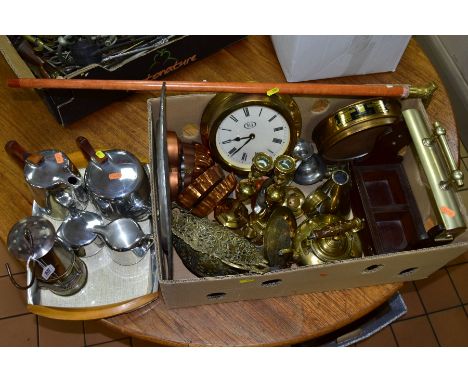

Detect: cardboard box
0,35,244,125
148,94,468,309
271,36,411,82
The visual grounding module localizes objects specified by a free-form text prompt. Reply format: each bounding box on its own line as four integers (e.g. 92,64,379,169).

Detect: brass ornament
408,82,438,107
215,153,273,229
214,197,249,229
302,169,351,218
171,207,269,277
294,215,364,265
243,154,300,244
263,206,297,269
200,92,302,175
281,186,305,219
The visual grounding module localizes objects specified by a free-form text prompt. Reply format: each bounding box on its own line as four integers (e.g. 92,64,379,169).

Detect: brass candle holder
214,152,274,229
243,154,299,244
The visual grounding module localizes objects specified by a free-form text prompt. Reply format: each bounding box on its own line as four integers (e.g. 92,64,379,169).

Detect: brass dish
263,206,297,269
312,98,401,161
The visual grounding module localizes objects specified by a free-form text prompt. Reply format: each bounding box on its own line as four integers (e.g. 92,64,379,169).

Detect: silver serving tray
27,166,159,309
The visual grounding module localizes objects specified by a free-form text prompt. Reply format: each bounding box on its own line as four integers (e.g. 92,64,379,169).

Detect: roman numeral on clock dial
268,114,277,122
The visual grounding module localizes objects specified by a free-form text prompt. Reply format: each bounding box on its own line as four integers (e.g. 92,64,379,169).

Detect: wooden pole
7,78,411,98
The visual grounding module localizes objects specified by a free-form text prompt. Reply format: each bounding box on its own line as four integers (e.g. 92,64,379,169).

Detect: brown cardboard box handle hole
261,279,282,287
206,292,226,300
361,264,384,274
398,267,419,277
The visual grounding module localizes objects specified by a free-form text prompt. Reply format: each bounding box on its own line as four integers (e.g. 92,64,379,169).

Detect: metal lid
331,169,349,186
7,216,56,261
85,150,144,199
24,149,81,189
58,211,102,247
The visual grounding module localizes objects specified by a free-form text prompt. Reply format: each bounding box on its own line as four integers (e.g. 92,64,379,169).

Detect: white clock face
215,105,291,171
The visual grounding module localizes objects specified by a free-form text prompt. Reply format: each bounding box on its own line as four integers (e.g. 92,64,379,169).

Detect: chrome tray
27,166,159,310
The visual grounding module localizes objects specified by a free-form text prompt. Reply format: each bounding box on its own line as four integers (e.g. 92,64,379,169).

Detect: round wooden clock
200,93,302,175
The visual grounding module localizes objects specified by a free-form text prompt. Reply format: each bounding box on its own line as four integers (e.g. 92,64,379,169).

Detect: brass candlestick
243,155,299,244
214,152,274,229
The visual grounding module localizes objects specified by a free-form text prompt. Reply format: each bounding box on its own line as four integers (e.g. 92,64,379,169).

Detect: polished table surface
0,36,460,346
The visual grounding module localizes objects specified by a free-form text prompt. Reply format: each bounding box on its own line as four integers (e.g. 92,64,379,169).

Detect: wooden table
0,36,459,346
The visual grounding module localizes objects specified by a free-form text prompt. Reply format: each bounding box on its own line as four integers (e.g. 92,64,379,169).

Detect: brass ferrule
408,82,438,107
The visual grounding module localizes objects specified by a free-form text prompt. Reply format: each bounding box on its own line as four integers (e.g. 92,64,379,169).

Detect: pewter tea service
4,139,154,296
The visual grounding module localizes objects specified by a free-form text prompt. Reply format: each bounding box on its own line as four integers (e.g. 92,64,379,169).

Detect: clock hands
231,133,255,157
221,135,252,144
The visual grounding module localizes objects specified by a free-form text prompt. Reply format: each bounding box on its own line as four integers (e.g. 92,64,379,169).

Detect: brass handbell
294,215,364,265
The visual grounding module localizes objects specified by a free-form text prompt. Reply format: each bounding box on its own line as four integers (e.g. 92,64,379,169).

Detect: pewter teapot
76,136,151,221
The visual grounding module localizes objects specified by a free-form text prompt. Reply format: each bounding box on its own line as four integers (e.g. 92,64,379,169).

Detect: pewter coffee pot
6,216,88,296
5,141,88,220
76,136,151,221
